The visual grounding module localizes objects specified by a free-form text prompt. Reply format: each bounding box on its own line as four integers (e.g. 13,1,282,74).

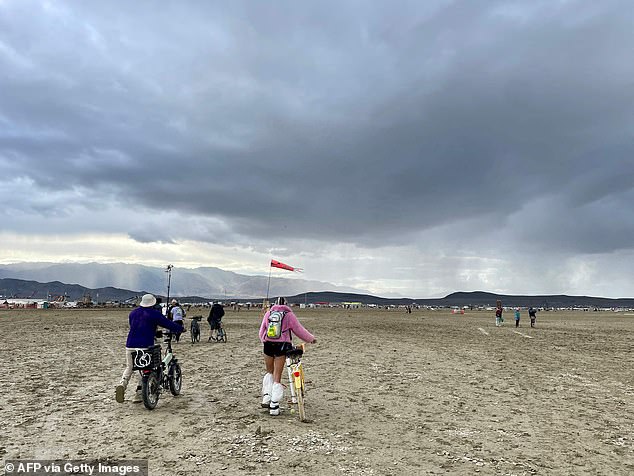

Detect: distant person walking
168,299,186,342
207,301,225,341
529,307,537,327
495,300,503,327
515,308,521,327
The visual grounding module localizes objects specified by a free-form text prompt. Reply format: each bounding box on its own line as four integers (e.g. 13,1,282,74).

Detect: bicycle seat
285,346,303,358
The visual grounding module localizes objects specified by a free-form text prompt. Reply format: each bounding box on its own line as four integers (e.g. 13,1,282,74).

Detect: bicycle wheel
168,362,182,396
141,372,160,410
220,327,227,343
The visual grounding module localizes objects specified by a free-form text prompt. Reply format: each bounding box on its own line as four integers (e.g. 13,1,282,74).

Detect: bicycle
190,316,202,343
207,321,227,343
285,344,307,422
132,331,182,410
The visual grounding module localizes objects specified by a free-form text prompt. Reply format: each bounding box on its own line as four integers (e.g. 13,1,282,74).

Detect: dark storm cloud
1,0,633,253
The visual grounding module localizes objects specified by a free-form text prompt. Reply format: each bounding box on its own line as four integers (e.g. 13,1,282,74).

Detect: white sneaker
269,403,280,416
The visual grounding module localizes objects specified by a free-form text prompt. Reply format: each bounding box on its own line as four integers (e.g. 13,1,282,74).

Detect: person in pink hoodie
259,296,316,416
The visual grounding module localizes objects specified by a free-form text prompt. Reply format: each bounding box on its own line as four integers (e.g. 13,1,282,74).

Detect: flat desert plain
2,307,633,475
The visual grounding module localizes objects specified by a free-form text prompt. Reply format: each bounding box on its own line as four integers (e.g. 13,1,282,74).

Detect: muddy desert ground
2,307,633,475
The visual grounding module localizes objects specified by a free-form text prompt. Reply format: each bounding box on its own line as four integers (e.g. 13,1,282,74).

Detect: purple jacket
259,304,315,344
126,306,183,348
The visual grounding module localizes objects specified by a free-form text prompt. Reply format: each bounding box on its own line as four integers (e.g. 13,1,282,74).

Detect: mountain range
0,262,367,299
2,275,634,309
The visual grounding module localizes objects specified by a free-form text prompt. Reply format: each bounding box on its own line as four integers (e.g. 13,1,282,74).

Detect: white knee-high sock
270,383,284,407
262,373,273,402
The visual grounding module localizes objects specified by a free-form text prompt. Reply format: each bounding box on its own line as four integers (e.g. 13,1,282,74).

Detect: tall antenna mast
165,264,173,307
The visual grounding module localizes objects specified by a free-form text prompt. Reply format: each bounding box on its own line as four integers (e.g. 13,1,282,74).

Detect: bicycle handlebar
286,345,304,358
155,330,175,342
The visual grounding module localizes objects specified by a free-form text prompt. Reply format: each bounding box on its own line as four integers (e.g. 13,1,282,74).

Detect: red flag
271,259,302,272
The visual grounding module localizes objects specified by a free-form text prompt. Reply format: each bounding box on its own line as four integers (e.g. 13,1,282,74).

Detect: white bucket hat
140,294,157,307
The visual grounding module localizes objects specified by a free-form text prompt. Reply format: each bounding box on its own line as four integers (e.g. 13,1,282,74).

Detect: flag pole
265,263,272,303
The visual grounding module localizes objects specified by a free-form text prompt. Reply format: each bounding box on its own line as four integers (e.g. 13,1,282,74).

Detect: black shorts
263,341,293,357
208,319,221,330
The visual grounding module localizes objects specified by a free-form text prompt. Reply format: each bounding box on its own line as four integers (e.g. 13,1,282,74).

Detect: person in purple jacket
259,297,316,416
115,293,183,403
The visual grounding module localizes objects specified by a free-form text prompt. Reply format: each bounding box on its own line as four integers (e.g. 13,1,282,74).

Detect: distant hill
439,291,634,308
3,278,632,309
286,291,634,308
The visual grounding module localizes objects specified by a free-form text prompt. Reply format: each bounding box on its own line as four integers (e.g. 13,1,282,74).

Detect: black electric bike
132,331,182,410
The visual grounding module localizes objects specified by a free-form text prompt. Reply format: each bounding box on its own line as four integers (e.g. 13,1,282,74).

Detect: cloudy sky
1,0,633,298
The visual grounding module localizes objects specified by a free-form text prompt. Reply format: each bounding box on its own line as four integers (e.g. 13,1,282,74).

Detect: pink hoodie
259,304,315,344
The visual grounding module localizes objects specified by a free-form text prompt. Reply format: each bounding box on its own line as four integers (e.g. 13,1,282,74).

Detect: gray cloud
1,0,633,296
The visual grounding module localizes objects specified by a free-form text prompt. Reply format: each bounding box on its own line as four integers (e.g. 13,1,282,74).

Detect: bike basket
132,345,162,370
